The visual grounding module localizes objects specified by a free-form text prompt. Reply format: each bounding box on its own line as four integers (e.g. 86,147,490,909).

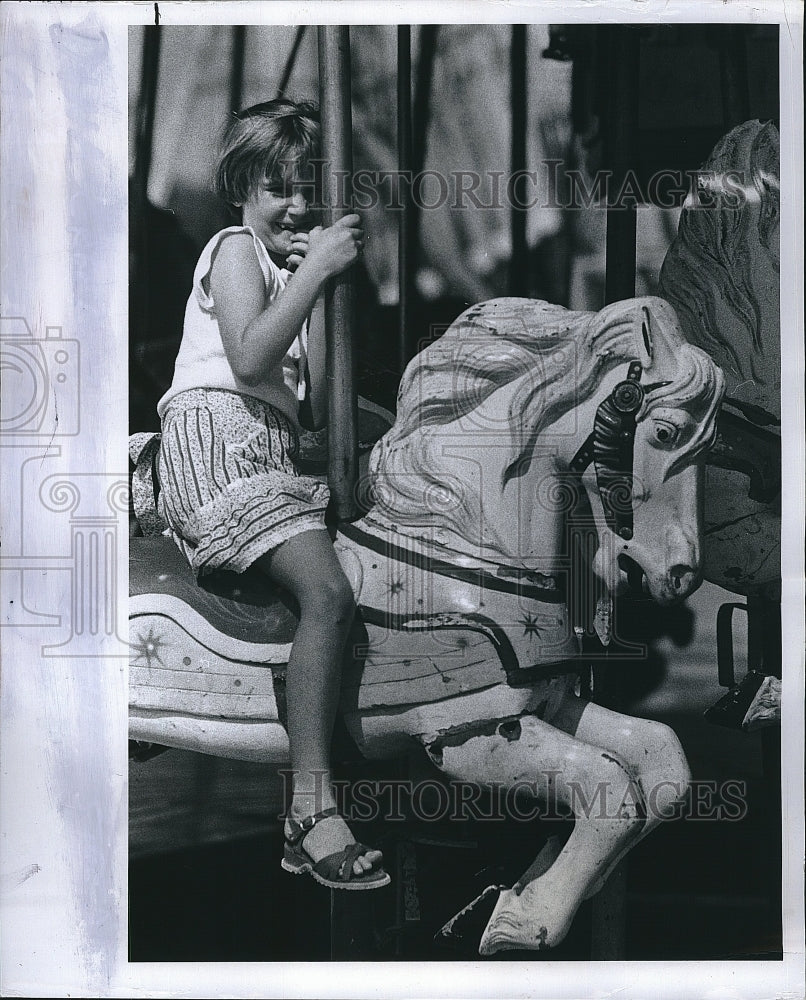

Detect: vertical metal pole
329,889,374,959
590,24,641,961
132,26,161,217
755,594,782,944
719,26,750,130
402,25,438,362
229,25,247,114
509,24,529,296
397,25,414,375
411,26,438,182
130,24,162,412
223,26,248,227
603,25,640,305
278,25,307,98
318,27,359,522
590,863,628,958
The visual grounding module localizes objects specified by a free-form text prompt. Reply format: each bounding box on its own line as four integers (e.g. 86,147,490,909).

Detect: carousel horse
129,294,725,953
660,119,781,731
660,119,780,599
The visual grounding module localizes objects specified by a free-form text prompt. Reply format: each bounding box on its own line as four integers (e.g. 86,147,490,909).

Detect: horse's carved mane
659,120,779,418
369,297,722,541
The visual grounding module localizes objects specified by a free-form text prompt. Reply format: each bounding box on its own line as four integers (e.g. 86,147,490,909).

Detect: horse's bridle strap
570,360,644,541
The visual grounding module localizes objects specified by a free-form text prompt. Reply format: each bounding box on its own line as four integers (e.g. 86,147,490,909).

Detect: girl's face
241,171,314,265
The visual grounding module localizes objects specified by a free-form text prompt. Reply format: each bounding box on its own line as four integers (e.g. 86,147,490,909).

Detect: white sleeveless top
157,226,307,426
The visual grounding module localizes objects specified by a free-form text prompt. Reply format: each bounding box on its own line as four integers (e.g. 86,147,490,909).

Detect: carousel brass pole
130,24,161,421
405,25,438,361
229,25,246,114
132,26,160,228
603,24,640,304
397,25,414,374
718,26,750,130
590,23,641,962
318,26,359,521
278,25,307,97
509,23,529,296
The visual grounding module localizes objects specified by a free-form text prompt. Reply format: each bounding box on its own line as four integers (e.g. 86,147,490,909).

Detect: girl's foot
284,806,383,877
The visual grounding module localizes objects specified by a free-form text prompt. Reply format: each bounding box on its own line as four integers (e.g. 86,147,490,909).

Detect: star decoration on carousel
386,577,406,597
130,626,168,668
520,613,542,641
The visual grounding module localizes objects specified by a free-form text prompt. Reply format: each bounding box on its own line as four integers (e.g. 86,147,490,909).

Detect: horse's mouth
618,554,650,599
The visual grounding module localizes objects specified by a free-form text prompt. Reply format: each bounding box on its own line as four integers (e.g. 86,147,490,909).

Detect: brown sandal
281,807,391,891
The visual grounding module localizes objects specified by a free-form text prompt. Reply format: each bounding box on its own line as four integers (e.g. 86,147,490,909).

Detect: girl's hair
214,98,320,206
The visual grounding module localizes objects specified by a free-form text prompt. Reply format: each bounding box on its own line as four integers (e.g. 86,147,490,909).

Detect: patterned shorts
157,388,330,576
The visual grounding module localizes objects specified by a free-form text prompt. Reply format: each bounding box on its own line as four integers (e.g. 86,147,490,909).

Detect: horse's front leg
421,714,645,953
550,693,692,897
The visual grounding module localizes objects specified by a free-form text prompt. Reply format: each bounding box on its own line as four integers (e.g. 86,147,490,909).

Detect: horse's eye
652,421,678,446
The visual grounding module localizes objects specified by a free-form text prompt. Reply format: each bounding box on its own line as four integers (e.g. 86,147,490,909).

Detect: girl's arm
210,216,361,387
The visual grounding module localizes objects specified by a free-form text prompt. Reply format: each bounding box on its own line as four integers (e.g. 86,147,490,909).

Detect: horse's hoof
479,887,558,955
478,891,524,955
478,924,503,956
479,919,550,955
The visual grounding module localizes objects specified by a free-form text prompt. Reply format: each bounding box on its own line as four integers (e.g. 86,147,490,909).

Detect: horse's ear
638,305,654,368
636,298,680,373
592,298,659,367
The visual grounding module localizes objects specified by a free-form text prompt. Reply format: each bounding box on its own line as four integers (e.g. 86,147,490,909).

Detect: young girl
156,98,388,889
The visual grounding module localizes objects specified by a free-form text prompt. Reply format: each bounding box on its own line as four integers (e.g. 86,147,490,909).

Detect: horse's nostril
670,564,694,590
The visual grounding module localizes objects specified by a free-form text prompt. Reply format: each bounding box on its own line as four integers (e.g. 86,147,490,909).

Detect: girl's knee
301,572,355,623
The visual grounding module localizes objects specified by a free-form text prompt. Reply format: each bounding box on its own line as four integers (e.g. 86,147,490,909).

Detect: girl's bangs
264,153,319,192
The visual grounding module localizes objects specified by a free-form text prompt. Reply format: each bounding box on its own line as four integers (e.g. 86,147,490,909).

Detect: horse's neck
359,447,567,577
415,376,608,570
344,511,556,581
370,362,621,570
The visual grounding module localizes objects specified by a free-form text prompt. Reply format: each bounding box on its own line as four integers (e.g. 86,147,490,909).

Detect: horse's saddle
131,535,298,649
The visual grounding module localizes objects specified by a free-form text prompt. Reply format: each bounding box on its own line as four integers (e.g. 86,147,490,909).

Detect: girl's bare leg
256,529,381,875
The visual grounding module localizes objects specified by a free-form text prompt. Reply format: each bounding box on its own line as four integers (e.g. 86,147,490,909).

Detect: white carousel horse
129,294,724,953
660,119,780,598
661,120,781,733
